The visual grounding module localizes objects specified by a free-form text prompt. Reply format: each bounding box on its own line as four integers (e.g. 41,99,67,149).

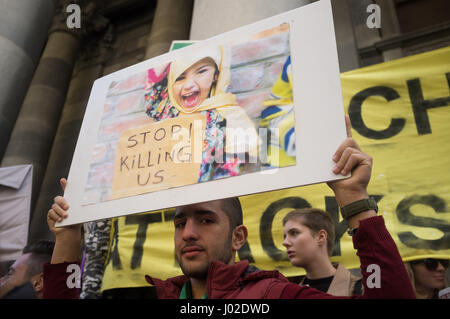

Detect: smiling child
144,45,260,182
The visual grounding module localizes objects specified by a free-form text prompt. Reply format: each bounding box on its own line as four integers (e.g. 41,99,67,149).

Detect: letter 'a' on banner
101,47,450,291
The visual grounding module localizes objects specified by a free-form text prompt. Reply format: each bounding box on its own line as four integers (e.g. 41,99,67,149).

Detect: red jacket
145,260,294,298
43,216,415,299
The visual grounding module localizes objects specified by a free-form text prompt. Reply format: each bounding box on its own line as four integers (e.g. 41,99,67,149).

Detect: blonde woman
405,259,449,299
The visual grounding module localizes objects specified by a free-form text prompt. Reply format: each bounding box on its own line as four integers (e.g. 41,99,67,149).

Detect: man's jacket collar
145,260,285,299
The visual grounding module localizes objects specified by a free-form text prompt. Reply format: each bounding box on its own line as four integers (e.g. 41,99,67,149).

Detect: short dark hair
220,197,243,231
283,208,335,256
22,240,55,276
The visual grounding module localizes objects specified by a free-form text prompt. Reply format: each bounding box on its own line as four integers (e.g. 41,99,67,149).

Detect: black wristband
340,198,378,221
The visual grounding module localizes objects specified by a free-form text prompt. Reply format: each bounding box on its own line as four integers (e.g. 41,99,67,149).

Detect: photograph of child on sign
83,22,296,205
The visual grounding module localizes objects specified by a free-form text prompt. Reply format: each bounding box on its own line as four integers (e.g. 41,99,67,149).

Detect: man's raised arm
326,116,415,299
43,178,82,299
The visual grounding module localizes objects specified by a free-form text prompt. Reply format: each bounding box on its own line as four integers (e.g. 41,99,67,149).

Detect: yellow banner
101,47,450,291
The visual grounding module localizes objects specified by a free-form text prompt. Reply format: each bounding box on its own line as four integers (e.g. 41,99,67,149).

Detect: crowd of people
2,212,448,299
31,117,448,299
1,49,448,299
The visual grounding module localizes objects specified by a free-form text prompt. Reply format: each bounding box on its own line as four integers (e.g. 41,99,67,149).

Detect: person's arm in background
80,219,112,299
326,115,415,298
43,178,82,299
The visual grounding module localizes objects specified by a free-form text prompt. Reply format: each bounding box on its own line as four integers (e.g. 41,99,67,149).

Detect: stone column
189,0,359,71
189,0,313,40
29,20,112,242
0,0,56,161
375,0,402,61
1,1,83,213
144,0,194,59
3,0,109,217
331,0,360,72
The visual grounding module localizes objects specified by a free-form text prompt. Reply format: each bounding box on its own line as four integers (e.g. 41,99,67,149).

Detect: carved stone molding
77,22,116,67
49,0,110,40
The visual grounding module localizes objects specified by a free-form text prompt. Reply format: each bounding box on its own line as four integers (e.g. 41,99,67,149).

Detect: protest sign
60,0,346,226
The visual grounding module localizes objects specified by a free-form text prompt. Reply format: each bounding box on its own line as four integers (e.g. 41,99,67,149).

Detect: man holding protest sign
43,116,415,299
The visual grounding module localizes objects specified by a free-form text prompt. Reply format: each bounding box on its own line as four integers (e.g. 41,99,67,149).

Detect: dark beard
178,259,209,279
